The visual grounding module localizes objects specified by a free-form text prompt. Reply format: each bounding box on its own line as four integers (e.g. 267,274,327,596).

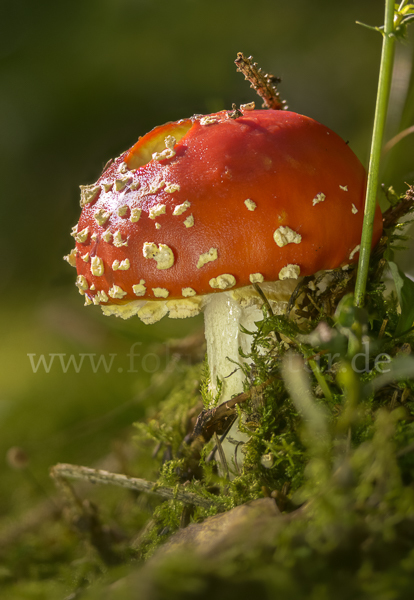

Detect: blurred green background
0,0,413,545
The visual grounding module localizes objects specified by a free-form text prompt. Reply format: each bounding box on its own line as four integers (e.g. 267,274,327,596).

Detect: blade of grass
354,0,396,307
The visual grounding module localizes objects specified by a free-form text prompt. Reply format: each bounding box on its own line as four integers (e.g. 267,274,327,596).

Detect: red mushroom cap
69,109,383,313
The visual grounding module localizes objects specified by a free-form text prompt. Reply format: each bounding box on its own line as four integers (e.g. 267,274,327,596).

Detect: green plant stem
308,358,333,403
354,0,396,307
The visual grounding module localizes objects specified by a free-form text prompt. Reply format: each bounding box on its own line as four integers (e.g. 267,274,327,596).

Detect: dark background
0,0,413,522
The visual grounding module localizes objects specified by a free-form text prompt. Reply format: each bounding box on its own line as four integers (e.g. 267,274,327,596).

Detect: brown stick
382,184,414,230
235,52,287,110
51,463,222,509
192,378,276,444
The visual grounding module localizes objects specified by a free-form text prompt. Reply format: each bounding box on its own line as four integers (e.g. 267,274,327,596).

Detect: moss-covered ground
2,189,413,599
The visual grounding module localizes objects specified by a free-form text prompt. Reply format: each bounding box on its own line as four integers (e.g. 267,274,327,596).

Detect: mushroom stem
203,293,264,473
203,280,303,475
204,293,248,401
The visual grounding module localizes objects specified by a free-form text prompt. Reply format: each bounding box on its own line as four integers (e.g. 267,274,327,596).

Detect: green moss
122,190,414,595
7,189,414,599
134,363,204,454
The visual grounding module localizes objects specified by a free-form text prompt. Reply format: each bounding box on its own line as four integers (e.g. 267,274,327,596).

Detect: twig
285,276,313,317
382,124,414,155
52,471,124,565
378,318,389,339
213,432,230,480
206,422,237,463
51,464,221,509
235,52,287,110
192,378,276,443
382,184,414,229
252,282,274,316
252,282,283,343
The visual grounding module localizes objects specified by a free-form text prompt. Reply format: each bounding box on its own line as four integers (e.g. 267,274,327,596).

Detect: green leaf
387,261,414,336
355,20,385,35
362,355,414,397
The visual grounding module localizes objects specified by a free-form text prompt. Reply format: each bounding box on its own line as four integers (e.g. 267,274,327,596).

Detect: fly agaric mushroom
66,107,382,464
